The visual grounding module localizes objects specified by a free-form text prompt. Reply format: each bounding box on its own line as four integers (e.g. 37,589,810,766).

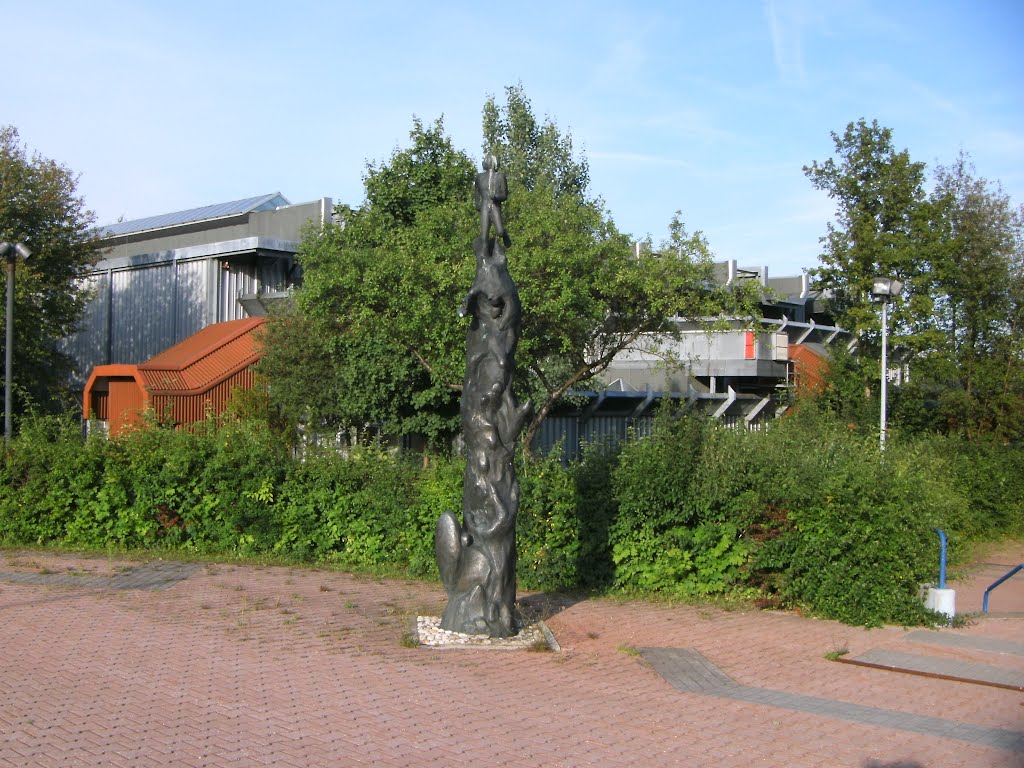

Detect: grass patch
400,630,420,648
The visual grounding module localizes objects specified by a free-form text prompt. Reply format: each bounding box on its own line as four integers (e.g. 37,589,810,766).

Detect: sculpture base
414,615,559,651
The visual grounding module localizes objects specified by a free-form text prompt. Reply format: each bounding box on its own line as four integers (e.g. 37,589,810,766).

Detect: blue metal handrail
933,529,947,589
982,564,1024,613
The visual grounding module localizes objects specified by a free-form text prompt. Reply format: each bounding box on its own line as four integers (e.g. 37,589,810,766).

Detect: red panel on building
789,344,830,394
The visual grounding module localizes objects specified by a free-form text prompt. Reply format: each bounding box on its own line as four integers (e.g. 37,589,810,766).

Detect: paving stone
1,546,1022,767
0,560,200,591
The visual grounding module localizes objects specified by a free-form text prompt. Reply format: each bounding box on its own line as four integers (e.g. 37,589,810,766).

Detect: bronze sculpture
473,154,511,247
435,155,531,637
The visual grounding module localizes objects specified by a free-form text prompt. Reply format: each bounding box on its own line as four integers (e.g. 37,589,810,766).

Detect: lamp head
0,242,31,261
871,277,903,299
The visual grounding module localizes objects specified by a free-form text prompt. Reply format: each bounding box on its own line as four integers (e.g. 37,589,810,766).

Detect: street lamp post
871,276,904,450
1,241,31,447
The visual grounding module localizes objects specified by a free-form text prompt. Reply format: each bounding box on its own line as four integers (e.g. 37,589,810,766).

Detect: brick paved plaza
0,543,1021,767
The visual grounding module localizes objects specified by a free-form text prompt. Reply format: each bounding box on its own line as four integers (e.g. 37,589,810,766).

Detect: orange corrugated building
789,343,830,394
83,317,266,436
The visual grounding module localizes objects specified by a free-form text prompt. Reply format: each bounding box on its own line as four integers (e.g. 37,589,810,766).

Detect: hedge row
1,408,1020,626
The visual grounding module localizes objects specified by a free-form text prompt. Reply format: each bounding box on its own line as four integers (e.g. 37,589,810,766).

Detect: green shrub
406,454,463,577
752,410,971,626
516,448,579,591
929,437,1024,538
0,415,107,544
84,416,289,553
1,404,1019,630
572,441,619,588
609,410,751,597
271,445,418,568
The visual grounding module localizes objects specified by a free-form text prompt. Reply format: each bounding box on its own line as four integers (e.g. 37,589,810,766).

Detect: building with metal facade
63,193,332,388
534,263,849,459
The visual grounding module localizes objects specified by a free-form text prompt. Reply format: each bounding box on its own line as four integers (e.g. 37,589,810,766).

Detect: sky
3,0,1022,278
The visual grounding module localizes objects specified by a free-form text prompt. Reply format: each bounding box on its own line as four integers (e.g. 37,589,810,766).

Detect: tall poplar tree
803,118,932,344
907,153,1024,439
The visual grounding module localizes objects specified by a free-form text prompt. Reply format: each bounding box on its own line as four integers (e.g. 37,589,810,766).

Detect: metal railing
982,564,1024,613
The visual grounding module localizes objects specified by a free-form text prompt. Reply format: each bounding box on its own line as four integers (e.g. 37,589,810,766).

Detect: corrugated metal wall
217,256,289,323
219,264,255,323
107,261,210,364
532,413,656,462
108,269,150,362
61,273,111,383
176,260,211,339
67,256,286,386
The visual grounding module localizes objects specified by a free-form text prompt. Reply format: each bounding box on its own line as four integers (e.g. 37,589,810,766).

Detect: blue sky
3,0,1022,277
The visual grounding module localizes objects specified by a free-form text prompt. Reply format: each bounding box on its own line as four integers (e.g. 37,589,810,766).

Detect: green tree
898,153,1024,440
259,117,474,445
262,90,759,450
0,126,99,417
482,85,759,449
804,119,933,343
482,84,589,201
803,119,936,425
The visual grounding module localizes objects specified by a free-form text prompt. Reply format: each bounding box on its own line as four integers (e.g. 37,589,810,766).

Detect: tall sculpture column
435,155,531,637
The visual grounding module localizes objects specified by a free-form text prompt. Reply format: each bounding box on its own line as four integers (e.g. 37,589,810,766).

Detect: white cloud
765,0,808,84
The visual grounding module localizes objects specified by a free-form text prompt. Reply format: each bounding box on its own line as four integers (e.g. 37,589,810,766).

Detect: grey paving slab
638,647,739,693
639,646,1024,753
904,629,1024,656
0,560,200,591
854,648,1024,689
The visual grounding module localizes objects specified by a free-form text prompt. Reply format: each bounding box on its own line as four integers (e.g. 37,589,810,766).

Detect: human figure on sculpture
474,154,511,246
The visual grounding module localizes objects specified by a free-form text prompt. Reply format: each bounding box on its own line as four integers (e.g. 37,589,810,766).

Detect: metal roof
139,317,266,393
91,236,299,272
99,193,290,237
